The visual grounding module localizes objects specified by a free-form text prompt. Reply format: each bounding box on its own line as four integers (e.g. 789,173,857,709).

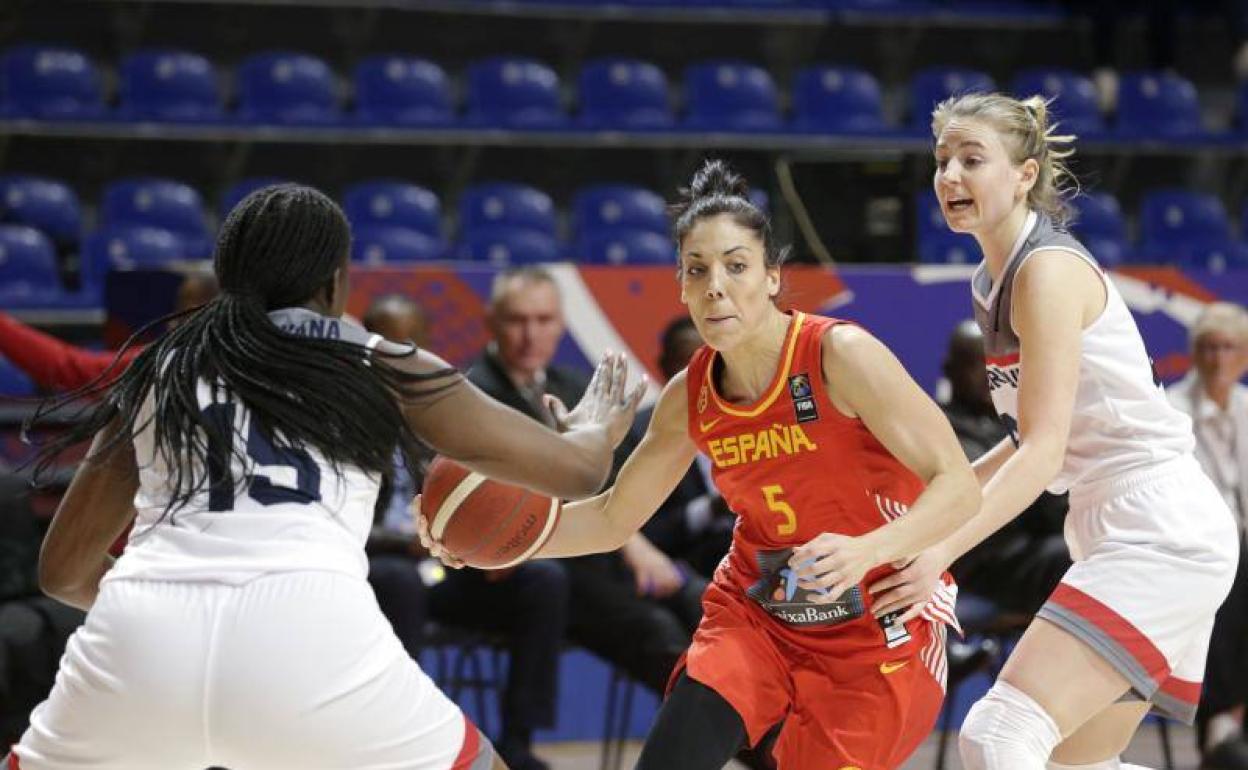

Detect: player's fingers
612,353,628,402
867,572,906,596
897,603,925,625
626,377,648,411
544,393,569,425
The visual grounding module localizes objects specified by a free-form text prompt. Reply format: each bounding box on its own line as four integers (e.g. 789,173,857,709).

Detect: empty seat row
918,189,1248,272
0,46,1219,138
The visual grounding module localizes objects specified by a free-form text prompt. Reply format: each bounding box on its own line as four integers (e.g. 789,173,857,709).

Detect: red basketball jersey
685,311,932,651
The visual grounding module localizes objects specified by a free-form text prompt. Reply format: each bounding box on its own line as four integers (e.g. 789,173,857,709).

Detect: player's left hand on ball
413,495,465,569
867,547,948,623
790,532,879,603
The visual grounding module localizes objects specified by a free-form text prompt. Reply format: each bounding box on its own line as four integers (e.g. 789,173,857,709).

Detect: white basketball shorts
10,570,494,769
1037,454,1239,723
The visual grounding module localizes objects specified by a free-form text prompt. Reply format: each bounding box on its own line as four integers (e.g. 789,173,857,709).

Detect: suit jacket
466,350,589,428
1168,373,1248,525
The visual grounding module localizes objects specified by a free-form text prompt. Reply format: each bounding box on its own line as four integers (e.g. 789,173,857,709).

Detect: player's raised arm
393,347,644,501
537,371,699,557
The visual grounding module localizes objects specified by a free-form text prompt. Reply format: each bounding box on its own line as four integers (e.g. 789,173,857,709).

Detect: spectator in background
624,316,733,579
1168,302,1248,769
362,293,568,770
468,267,706,696
939,320,1069,621
0,271,218,392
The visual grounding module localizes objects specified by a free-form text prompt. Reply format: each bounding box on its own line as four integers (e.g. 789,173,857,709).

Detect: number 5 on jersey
763,484,797,536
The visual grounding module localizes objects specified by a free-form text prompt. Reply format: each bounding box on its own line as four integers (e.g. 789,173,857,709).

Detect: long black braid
29,184,456,518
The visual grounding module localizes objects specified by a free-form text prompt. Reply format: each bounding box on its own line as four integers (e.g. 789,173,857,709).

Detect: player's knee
959,680,1061,770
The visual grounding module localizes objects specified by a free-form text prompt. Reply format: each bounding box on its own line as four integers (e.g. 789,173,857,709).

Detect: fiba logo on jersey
788,373,819,424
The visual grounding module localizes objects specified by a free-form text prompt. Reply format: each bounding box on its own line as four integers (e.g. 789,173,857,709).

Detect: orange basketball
419,455,562,569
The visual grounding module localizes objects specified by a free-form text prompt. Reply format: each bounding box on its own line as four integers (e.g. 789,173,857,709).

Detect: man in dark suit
467,267,706,696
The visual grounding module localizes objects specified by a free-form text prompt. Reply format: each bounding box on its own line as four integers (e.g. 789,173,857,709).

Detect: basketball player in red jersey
422,160,979,770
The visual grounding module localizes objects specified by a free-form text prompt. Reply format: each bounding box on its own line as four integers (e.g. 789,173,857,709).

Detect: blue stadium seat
572,185,668,239
0,175,82,248
916,191,950,239
0,354,35,398
0,224,60,296
1,45,106,120
354,55,453,127
118,50,223,123
579,230,674,265
352,225,446,263
792,66,885,134
1070,191,1126,241
684,61,782,132
1079,234,1128,268
1178,239,1248,273
101,178,213,259
237,52,340,125
219,177,290,217
1115,71,1203,139
465,57,566,128
344,180,442,238
458,228,560,265
918,230,982,265
577,58,675,130
460,183,557,237
1140,189,1231,257
82,225,188,289
1009,69,1104,136
910,67,995,130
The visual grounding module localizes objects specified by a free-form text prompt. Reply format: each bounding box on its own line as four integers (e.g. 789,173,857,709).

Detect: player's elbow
38,555,86,605
553,454,611,501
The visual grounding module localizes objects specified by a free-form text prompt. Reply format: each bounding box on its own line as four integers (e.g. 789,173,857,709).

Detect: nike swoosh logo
879,660,909,675
699,417,723,433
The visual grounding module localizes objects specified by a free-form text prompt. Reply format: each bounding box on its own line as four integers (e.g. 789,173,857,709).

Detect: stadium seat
81,225,188,289
101,178,213,259
577,58,675,130
0,224,60,295
579,230,674,265
219,177,289,217
458,228,561,265
1140,189,1231,255
460,183,557,237
1115,71,1203,139
916,191,950,239
683,60,783,132
465,57,566,128
1079,234,1128,268
352,225,446,263
236,51,340,125
354,55,453,127
0,354,35,397
0,175,82,248
792,66,885,134
572,185,668,239
910,67,995,130
1,45,106,120
1009,69,1104,136
918,230,982,265
118,50,223,123
344,180,442,238
1070,191,1126,241
1178,239,1248,273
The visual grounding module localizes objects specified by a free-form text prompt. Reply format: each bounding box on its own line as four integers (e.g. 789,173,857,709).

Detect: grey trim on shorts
466,726,496,770
1037,602,1195,724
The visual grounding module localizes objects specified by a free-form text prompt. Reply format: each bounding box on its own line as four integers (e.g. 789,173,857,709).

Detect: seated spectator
1168,302,1248,769
362,293,568,770
625,316,733,579
467,267,706,696
940,320,1069,620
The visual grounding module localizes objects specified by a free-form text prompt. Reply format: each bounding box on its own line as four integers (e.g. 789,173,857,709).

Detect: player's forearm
971,435,1017,486
40,555,114,611
862,464,980,566
535,488,632,557
941,442,1063,565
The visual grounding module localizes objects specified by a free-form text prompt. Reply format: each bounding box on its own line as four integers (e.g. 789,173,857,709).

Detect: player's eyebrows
935,138,986,153
685,245,750,258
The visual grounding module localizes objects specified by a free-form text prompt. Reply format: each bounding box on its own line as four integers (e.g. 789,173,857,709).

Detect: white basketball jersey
972,210,1194,494
105,309,409,585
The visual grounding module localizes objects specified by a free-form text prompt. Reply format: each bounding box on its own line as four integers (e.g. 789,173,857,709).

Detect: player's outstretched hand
547,351,647,447
866,547,949,624
413,494,465,570
789,532,880,603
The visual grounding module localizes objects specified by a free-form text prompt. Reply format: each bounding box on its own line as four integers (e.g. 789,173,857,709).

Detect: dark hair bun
689,159,750,201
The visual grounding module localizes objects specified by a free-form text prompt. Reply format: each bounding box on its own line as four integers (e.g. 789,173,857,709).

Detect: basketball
419,455,562,569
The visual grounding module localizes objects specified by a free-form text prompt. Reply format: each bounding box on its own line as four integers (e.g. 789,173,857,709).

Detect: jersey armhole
811,320,868,426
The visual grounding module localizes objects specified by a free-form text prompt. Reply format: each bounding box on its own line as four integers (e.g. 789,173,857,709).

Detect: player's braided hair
670,159,791,269
29,184,456,518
